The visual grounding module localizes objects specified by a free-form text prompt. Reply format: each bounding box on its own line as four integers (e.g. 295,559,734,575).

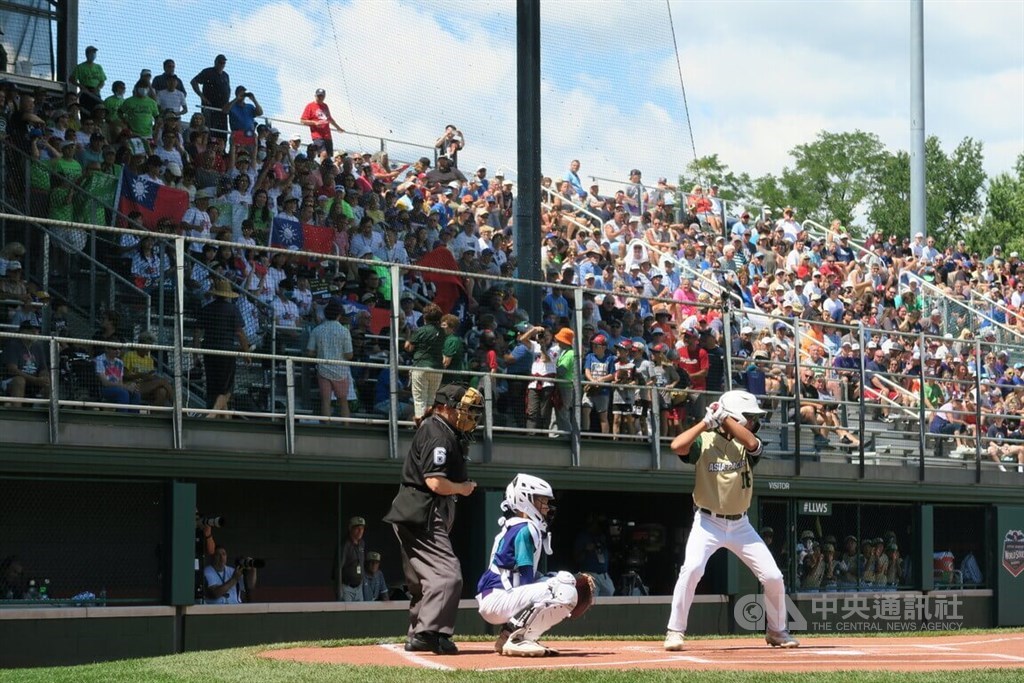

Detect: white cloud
83,0,1022,191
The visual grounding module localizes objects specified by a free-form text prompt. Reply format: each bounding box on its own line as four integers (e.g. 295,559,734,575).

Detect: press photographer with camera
203,545,260,604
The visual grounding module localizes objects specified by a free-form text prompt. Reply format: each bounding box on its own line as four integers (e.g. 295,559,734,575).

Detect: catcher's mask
435,384,484,433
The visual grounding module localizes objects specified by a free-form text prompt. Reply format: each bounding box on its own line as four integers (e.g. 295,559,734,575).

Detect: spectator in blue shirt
502,322,535,428
223,85,262,153
373,367,414,420
543,287,571,324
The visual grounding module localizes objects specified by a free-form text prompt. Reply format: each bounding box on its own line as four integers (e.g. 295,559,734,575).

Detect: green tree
971,152,1024,255
748,173,790,220
868,136,987,247
782,130,887,228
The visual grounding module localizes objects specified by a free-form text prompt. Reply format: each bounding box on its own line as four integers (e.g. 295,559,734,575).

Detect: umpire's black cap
434,384,470,408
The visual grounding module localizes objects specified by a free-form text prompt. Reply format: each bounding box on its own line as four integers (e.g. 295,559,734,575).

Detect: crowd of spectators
0,45,1022,471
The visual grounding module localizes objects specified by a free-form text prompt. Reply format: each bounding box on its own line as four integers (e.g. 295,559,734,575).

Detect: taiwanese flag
269,215,334,254
117,169,190,229
416,246,466,314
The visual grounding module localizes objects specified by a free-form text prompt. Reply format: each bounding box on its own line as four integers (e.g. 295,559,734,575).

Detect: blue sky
80,0,1023,198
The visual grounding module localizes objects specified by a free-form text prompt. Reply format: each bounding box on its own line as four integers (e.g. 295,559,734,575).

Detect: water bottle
98,588,107,606
26,579,37,600
39,579,50,600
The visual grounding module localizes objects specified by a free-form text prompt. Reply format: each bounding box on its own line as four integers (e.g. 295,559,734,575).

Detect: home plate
821,649,868,656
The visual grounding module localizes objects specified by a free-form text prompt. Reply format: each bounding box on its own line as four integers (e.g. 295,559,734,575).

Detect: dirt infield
261,632,1024,672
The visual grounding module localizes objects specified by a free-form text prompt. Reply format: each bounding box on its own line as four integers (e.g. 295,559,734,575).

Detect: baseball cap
315,88,326,96
629,168,641,176
651,343,668,353
591,334,607,345
348,516,366,528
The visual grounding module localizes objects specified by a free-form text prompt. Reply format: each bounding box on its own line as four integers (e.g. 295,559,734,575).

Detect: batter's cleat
664,630,686,651
405,632,437,652
494,624,515,653
765,630,800,648
538,642,560,656
434,633,459,655
502,636,548,657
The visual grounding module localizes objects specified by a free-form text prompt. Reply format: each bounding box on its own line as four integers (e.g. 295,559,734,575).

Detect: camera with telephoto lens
198,515,225,528
235,557,265,570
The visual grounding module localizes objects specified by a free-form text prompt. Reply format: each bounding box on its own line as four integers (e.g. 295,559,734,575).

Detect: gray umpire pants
392,507,463,638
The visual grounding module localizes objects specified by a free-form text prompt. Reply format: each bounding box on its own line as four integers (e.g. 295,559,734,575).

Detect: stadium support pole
909,0,926,240
857,322,866,478
516,0,542,321
388,264,401,460
793,323,803,475
173,237,185,449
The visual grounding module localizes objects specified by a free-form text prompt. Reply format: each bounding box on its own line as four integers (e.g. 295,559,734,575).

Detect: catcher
665,390,798,651
475,474,595,657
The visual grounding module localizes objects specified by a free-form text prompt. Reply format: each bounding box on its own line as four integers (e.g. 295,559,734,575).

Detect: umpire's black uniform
384,389,471,651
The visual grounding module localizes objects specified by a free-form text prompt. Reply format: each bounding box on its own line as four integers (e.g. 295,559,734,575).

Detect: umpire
384,383,482,655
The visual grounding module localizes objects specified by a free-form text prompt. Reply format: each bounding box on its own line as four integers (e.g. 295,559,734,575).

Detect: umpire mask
449,386,484,433
436,385,483,432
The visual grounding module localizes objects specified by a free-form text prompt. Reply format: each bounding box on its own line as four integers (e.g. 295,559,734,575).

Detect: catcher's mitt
570,572,596,619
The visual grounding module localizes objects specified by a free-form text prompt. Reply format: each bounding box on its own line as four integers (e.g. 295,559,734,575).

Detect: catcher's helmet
502,473,555,529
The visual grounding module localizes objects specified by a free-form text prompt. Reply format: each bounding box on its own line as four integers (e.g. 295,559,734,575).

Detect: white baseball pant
667,510,786,634
478,572,577,640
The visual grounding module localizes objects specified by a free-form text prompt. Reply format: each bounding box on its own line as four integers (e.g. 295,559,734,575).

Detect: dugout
1,472,1021,666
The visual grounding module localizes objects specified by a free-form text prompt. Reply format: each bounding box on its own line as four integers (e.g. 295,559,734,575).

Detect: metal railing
3,213,1023,483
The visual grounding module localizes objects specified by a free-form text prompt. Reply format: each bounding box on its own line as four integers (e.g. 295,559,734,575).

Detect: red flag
117,170,189,229
416,247,465,313
302,224,334,254
369,307,391,335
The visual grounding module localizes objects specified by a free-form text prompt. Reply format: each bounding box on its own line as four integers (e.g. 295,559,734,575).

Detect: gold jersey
688,433,760,516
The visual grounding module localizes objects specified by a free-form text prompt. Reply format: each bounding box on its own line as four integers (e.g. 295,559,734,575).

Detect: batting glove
702,403,722,431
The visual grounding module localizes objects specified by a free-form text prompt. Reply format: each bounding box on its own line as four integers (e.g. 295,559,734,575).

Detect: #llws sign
1002,529,1024,578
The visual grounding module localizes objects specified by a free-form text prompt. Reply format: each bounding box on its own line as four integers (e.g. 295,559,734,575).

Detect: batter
665,390,798,650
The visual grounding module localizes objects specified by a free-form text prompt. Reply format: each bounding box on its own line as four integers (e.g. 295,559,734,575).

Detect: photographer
222,85,262,157
203,545,257,604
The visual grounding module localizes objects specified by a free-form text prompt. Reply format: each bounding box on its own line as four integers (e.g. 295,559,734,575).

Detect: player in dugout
383,384,482,655
664,390,799,651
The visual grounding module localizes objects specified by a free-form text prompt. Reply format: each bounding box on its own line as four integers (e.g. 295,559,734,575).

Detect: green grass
0,632,1021,683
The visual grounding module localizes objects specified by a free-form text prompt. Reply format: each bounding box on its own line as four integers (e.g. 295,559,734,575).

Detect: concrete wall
0,593,997,668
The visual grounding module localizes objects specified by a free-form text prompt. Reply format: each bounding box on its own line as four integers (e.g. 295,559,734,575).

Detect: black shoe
434,633,459,655
405,632,437,652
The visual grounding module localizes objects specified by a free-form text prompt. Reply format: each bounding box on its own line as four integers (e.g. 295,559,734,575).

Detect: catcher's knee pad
546,571,579,609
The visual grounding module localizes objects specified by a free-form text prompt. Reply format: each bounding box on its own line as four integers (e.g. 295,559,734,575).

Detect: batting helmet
718,390,766,432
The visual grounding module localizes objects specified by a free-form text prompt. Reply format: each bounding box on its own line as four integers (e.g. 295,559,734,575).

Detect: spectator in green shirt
404,304,445,418
440,314,466,385
69,46,106,114
119,85,159,141
51,140,83,181
553,327,577,433
104,81,126,128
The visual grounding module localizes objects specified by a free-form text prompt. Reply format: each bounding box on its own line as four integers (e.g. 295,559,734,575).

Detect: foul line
909,636,1024,649
482,655,712,671
377,643,454,671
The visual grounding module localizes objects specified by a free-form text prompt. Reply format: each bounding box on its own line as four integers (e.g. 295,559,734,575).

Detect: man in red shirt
300,88,345,156
676,329,709,426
